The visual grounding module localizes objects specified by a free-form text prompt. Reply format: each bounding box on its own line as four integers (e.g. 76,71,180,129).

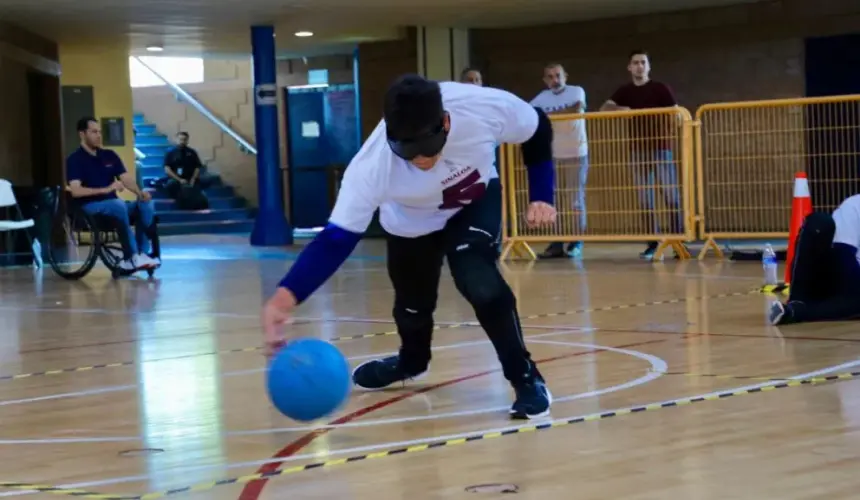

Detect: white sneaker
133,254,157,269
118,259,136,271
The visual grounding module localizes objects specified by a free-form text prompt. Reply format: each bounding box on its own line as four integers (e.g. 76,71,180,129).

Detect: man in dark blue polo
66,117,159,272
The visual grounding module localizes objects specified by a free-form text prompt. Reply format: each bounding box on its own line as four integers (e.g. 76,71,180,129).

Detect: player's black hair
629,49,649,61
383,74,444,140
76,117,97,133
177,131,190,139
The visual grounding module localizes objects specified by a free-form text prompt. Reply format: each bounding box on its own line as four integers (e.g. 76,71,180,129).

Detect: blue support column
250,25,293,246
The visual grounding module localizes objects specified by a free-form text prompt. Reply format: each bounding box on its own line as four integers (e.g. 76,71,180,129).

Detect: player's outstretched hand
526,201,557,228
261,287,298,358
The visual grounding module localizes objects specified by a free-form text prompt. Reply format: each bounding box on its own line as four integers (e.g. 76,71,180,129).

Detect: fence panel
696,95,860,244
501,107,695,260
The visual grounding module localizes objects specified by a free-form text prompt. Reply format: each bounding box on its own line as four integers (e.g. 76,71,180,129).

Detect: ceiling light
146,45,164,52
294,31,313,38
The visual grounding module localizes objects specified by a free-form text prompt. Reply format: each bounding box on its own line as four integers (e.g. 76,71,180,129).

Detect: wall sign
255,83,278,106
101,117,125,146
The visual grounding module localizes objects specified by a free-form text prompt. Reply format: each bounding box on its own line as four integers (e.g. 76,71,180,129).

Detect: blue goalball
266,338,352,422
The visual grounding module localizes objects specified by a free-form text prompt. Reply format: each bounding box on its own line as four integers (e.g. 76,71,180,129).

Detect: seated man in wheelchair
66,116,160,272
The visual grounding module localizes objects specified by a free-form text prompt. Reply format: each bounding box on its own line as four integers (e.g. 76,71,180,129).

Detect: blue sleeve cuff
278,223,362,304
526,160,555,204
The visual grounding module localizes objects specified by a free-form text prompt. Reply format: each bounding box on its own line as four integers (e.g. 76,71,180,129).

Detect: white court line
0,330,594,442
226,337,664,434
0,336,663,496
4,356,857,497
0,385,137,408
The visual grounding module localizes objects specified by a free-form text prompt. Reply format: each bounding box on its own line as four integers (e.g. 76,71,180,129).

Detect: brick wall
133,54,357,207
471,0,860,237
471,1,828,109
357,28,417,140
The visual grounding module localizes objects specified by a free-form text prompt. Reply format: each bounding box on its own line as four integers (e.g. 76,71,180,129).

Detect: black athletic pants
385,178,536,383
785,212,860,323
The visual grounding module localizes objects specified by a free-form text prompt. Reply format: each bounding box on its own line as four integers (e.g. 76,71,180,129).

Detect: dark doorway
804,34,860,211
61,86,95,159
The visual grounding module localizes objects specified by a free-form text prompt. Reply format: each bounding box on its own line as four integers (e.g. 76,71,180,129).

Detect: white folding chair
0,179,42,268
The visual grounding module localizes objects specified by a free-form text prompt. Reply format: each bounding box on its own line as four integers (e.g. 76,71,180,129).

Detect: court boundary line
235,337,669,500
0,331,664,445
0,338,666,498
4,366,860,500
0,289,755,383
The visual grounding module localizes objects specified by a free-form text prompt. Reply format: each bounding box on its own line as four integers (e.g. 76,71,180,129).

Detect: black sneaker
769,301,786,325
352,355,425,390
538,242,566,259
510,378,553,420
769,300,801,326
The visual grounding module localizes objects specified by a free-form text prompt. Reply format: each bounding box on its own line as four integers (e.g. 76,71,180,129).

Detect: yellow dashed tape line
0,290,756,382
760,283,790,295
2,368,856,499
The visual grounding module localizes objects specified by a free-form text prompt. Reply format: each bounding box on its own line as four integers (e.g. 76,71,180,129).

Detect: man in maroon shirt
601,50,682,260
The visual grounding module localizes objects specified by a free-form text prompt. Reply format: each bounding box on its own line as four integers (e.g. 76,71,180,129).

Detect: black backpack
176,185,209,210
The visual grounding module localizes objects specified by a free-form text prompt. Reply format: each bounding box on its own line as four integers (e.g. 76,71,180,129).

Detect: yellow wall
59,43,136,180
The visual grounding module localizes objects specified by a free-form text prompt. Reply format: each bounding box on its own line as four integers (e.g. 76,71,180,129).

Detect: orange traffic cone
784,172,812,285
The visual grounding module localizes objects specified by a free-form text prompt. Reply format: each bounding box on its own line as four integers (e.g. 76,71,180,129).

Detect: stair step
134,124,157,135
141,167,221,179
157,208,252,224
136,135,170,146
153,197,245,211
138,157,164,168
159,219,255,236
147,185,234,199
139,170,223,185
137,144,171,157
133,113,146,123
138,166,165,178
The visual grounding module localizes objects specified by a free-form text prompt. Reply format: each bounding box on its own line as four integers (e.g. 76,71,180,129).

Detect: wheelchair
47,189,161,280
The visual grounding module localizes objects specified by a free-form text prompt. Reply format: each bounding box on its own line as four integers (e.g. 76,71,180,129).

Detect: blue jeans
565,156,589,236
82,199,155,258
631,150,682,235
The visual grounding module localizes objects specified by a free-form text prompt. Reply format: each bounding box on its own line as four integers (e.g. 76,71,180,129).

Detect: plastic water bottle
762,244,778,285
31,238,43,269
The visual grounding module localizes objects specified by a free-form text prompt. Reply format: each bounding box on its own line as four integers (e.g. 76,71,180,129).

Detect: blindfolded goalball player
262,74,558,419
770,194,860,325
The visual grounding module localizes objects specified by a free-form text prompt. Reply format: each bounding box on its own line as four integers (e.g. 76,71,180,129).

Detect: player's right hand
526,201,557,228
261,287,298,357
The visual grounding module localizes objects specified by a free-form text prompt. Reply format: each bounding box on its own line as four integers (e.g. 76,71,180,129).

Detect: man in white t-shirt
262,75,558,419
770,195,860,325
530,63,588,259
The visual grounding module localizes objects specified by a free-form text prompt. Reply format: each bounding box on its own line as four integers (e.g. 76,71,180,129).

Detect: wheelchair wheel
47,209,100,280
95,229,128,279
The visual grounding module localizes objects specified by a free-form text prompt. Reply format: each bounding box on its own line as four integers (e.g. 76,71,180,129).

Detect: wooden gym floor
2,235,860,499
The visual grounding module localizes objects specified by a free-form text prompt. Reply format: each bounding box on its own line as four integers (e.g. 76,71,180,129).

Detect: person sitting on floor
66,117,160,272
770,194,860,325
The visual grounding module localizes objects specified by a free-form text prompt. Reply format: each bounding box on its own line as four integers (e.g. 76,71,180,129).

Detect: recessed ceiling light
294,31,313,37
146,45,164,52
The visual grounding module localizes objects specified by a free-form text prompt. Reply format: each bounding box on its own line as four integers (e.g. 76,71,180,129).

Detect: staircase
132,113,256,236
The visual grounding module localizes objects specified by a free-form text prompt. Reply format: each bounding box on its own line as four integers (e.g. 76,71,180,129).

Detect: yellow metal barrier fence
696,95,860,258
501,107,696,261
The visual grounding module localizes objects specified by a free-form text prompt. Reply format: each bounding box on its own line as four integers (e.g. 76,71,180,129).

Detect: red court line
237,338,666,500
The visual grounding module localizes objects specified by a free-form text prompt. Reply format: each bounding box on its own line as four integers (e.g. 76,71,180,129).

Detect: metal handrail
132,56,257,155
